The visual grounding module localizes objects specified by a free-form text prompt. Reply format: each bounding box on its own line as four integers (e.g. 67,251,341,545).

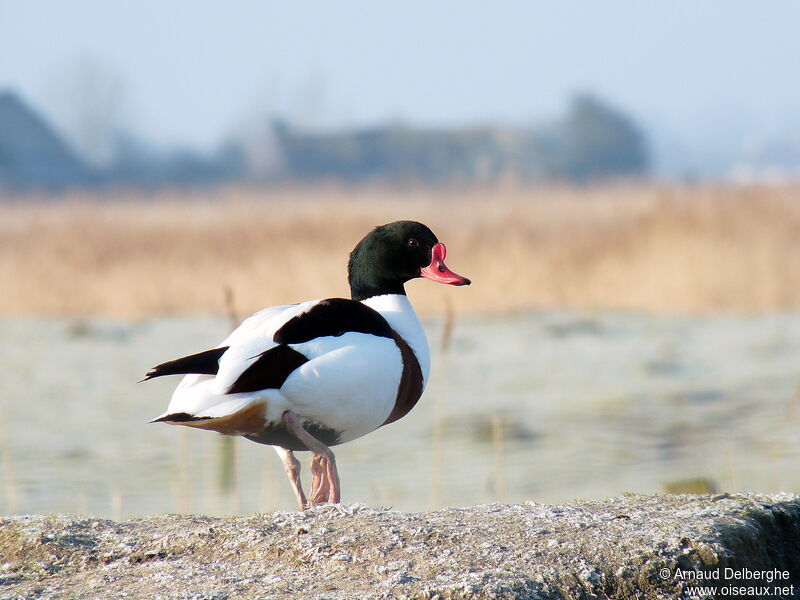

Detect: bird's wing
211,300,321,393
152,298,398,423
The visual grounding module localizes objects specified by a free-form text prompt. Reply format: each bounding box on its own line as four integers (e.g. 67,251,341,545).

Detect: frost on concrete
1,493,799,599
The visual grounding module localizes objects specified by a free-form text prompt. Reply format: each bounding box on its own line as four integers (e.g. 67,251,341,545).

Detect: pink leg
274,446,307,510
310,455,331,504
315,454,340,504
282,411,341,505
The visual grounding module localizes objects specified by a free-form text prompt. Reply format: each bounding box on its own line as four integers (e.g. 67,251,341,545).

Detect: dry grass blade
0,412,18,513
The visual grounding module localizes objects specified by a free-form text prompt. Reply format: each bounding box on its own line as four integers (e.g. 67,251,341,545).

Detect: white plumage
153,294,429,441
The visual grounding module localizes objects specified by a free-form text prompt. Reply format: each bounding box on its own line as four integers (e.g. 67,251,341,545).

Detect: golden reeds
3,182,800,316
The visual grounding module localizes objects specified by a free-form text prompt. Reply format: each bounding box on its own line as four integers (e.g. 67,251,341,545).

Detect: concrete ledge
1,493,799,599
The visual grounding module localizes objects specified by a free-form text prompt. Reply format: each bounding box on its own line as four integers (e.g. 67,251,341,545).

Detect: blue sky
1,1,798,173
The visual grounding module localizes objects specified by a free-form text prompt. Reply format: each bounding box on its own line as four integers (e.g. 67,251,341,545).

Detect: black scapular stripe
143,347,229,380
274,298,393,345
227,345,309,394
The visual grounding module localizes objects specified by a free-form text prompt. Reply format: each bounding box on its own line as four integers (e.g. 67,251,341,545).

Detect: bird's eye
407,238,418,248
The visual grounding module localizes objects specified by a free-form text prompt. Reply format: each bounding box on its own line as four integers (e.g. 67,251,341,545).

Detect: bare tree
46,57,128,167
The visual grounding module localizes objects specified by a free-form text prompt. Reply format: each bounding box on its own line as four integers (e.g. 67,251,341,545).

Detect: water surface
1,311,798,517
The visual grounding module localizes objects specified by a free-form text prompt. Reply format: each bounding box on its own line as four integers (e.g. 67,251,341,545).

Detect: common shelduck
145,221,470,509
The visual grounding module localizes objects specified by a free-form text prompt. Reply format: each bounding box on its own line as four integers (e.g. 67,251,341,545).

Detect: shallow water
1,311,799,518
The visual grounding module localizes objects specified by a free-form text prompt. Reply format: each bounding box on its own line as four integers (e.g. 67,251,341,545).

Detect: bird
144,220,470,509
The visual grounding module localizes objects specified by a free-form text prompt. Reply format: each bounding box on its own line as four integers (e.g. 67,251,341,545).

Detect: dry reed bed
2,183,800,316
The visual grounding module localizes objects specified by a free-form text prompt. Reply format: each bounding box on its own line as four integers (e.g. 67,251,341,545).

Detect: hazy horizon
2,1,799,176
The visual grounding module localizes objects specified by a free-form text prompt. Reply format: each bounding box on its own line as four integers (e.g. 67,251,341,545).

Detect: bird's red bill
420,243,471,286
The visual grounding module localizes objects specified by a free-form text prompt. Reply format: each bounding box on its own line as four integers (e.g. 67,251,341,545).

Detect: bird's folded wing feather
211,300,318,393
155,298,399,423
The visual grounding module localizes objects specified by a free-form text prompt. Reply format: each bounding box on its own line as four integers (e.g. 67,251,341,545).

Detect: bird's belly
260,334,403,445
245,420,343,451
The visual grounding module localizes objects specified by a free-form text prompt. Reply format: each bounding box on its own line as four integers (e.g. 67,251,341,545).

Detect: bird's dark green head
348,220,470,301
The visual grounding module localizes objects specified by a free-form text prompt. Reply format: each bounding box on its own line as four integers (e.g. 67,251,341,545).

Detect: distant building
0,91,92,189
271,120,550,183
269,95,649,183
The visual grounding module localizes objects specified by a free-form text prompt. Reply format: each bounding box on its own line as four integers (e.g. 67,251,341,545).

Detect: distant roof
0,91,91,188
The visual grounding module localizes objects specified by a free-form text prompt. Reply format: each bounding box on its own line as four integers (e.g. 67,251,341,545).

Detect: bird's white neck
361,294,430,386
